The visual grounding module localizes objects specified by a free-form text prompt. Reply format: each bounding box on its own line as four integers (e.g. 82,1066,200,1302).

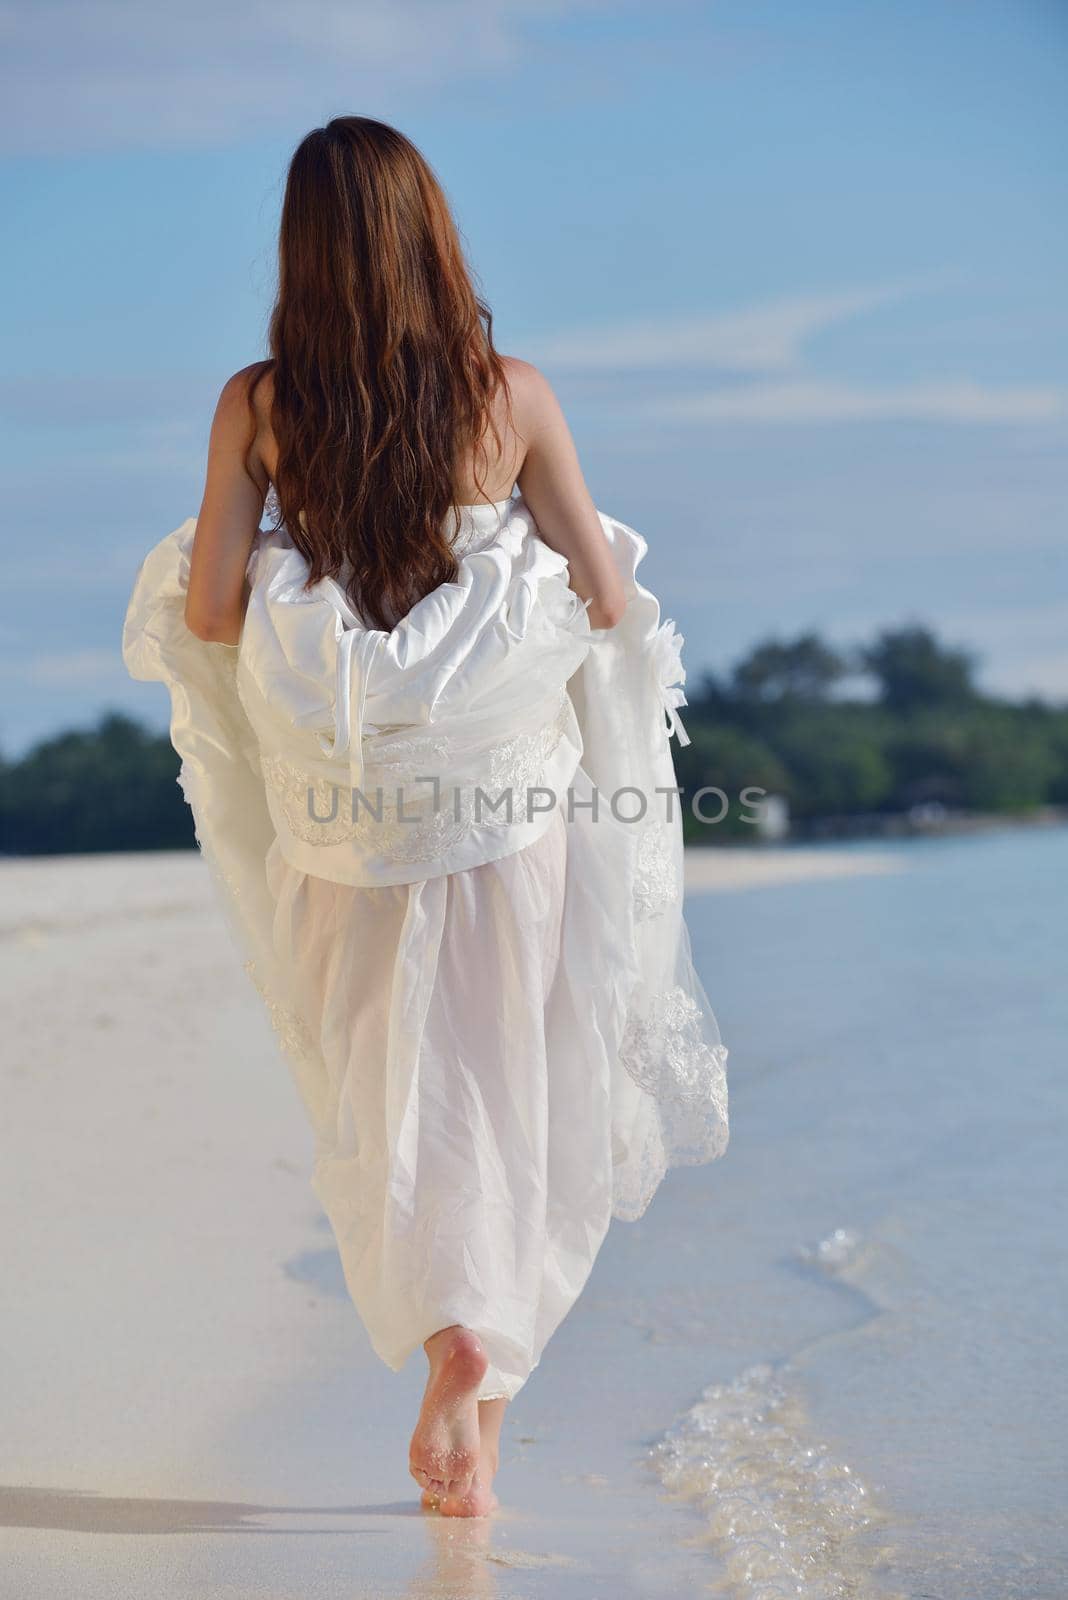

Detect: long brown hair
246,117,512,629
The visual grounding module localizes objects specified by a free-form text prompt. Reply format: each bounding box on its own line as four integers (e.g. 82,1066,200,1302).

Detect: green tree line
2,625,1066,855
675,625,1068,840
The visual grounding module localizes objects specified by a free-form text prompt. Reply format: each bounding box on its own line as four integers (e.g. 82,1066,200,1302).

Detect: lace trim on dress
611,1101,668,1225
613,982,730,1220
619,985,728,1106
243,958,319,1064
259,694,574,861
633,822,678,920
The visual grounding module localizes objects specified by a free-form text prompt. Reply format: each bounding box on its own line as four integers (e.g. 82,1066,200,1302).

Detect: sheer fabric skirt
264,805,618,1402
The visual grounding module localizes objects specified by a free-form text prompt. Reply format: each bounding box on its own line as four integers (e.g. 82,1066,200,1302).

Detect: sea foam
648,1360,881,1599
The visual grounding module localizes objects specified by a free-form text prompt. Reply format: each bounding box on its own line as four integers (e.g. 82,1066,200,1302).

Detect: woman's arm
512,361,627,631
184,367,268,644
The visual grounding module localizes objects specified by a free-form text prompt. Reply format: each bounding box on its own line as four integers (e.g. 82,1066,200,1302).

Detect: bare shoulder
499,355,566,440
208,363,274,489
213,361,273,433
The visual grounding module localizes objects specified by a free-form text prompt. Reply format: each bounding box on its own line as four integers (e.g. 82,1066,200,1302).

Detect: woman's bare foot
437,1457,500,1517
422,1446,500,1516
422,1395,506,1518
409,1326,487,1498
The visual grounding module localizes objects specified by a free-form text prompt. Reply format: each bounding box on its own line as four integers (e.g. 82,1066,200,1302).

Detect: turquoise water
636,826,1068,1597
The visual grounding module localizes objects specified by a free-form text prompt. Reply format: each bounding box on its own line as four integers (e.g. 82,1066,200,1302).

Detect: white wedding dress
122,490,728,1402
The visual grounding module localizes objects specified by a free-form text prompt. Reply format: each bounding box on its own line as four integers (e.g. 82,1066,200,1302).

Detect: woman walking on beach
123,116,728,1517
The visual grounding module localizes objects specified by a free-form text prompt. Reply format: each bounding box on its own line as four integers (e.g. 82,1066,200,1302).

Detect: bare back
186,355,626,643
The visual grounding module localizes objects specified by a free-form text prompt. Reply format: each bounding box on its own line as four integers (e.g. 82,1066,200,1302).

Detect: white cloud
648,378,1068,425
529,284,919,374
0,0,619,153
527,280,1066,429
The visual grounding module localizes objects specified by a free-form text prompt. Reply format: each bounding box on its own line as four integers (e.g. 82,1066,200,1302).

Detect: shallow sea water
656,825,1068,1598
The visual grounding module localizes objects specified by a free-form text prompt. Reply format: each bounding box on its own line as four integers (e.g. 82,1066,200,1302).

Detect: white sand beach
4,833,1064,1598
683,843,902,894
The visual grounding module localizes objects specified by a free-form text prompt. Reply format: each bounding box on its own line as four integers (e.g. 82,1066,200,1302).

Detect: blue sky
2,0,1066,755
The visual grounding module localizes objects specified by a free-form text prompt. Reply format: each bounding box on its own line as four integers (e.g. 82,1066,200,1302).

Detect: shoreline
684,843,903,894
0,843,908,935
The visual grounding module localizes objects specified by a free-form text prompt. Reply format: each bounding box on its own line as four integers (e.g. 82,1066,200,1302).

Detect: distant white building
752,792,790,840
